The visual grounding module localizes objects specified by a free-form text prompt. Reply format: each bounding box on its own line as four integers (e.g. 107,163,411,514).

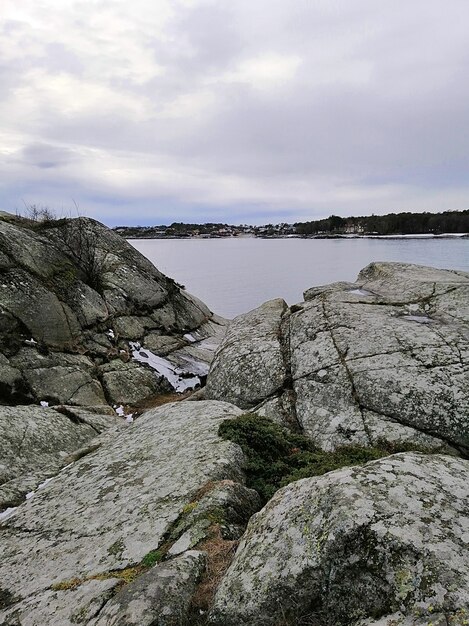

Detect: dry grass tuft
190,525,238,615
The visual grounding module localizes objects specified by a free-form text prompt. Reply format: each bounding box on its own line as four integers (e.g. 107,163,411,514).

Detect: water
131,237,469,318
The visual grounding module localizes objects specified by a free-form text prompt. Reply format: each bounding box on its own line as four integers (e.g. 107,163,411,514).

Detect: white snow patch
130,342,201,392
25,491,35,499
25,338,38,345
349,288,372,296
115,404,134,422
40,400,49,408
107,329,115,339
183,333,197,343
38,477,54,490
0,507,17,522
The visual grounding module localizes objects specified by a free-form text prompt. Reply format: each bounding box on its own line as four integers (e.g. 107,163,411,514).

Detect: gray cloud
1,0,469,225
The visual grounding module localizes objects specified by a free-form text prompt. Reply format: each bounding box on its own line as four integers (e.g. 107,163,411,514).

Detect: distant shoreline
125,232,469,240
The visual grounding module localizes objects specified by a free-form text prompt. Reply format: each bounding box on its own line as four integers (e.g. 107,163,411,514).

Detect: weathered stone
62,280,109,328
206,263,469,453
0,401,246,624
99,360,173,405
1,268,81,347
205,299,289,409
210,453,469,626
0,215,225,408
113,316,147,339
89,551,206,626
0,404,120,508
10,349,107,406
0,354,30,404
143,333,186,356
0,578,120,626
167,480,261,553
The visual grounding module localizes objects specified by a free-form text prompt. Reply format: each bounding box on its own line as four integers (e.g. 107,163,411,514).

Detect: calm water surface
131,238,469,318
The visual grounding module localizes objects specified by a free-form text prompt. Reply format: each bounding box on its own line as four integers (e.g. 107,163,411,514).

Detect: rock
0,400,249,624
2,267,81,347
167,480,261,553
206,263,468,453
10,349,107,406
143,333,186,356
89,551,206,626
99,360,173,405
0,354,29,404
112,315,148,340
205,299,289,410
0,578,120,626
0,404,121,509
0,215,226,408
210,452,469,626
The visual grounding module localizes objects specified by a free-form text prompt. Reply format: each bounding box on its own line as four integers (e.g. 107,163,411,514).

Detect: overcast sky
1,1,469,226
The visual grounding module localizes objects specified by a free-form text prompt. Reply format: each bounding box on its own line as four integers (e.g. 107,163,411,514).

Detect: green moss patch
218,414,430,503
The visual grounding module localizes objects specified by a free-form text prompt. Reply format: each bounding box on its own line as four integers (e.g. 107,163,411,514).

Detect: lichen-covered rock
0,404,121,509
205,298,289,409
0,401,248,625
210,453,469,626
0,578,120,626
99,360,173,405
206,262,468,453
89,551,206,626
0,214,226,407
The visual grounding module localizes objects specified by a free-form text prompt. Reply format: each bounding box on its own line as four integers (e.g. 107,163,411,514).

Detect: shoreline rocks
205,262,469,454
0,215,227,408
1,215,468,626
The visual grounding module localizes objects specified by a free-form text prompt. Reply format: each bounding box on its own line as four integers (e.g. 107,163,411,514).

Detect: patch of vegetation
141,549,164,568
218,414,431,503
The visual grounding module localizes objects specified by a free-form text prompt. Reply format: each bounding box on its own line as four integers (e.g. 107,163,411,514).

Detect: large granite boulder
0,215,227,408
0,400,260,625
210,452,469,626
206,262,469,453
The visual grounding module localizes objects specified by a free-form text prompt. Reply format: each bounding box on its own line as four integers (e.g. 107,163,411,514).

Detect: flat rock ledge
205,262,469,453
210,452,469,626
0,400,260,626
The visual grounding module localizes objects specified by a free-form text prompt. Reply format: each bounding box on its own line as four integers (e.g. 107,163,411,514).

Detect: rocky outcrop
0,214,226,408
0,404,120,510
0,400,260,625
210,452,469,626
205,262,469,453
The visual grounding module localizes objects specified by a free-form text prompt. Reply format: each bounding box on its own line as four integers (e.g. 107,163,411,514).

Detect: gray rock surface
99,360,173,405
89,551,206,626
210,452,469,626
205,298,289,410
0,404,121,509
206,262,469,452
0,215,226,407
0,400,251,625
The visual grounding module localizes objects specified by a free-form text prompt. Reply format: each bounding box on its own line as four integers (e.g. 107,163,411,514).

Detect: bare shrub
20,203,57,223
52,218,106,293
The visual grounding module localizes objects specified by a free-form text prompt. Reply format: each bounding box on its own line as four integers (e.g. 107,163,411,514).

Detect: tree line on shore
295,209,469,236
113,209,469,238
